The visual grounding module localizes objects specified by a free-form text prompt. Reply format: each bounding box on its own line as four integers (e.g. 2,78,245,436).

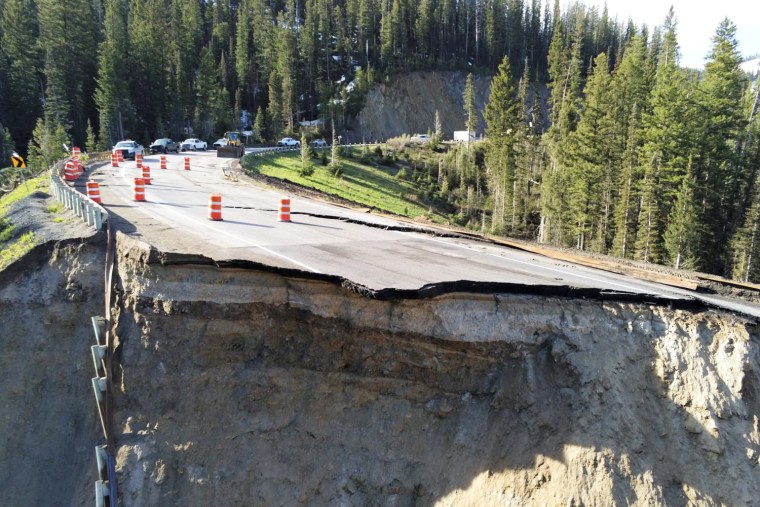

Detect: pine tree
85,120,97,153
464,73,477,139
253,107,265,142
484,56,520,233
634,9,691,264
564,53,615,252
697,18,748,273
663,159,699,269
95,0,133,147
37,0,98,144
1,0,42,152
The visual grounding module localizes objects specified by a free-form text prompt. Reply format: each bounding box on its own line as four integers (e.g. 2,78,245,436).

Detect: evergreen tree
696,18,747,273
1,0,42,153
634,9,692,264
464,73,477,138
484,56,521,233
565,52,615,252
27,119,69,170
85,120,97,153
37,0,98,144
95,0,133,147
663,159,699,269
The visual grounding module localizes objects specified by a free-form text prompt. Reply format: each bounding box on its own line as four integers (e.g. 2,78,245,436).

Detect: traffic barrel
117,151,124,163
86,181,101,204
64,160,79,181
278,197,291,222
160,155,167,169
133,178,145,201
184,156,190,171
110,153,119,167
142,165,151,185
136,153,143,168
72,146,81,159
208,194,222,221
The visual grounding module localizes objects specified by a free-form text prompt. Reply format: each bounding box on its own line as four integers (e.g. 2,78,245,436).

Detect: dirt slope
111,235,760,506
349,71,491,142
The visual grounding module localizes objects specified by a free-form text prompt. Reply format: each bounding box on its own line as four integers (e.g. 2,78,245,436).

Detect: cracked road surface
89,151,760,317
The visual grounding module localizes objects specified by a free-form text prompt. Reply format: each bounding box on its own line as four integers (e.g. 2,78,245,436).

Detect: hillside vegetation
1,1,759,281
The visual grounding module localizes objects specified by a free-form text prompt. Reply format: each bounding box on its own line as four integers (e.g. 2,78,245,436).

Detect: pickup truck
180,138,208,151
112,140,144,160
277,137,300,147
149,138,179,154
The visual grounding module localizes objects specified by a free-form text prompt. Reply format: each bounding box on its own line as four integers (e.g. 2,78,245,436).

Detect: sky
564,0,760,69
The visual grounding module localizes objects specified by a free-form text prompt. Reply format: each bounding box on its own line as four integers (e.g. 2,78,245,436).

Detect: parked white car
311,138,328,148
277,137,300,147
212,138,228,149
112,140,144,160
180,138,207,151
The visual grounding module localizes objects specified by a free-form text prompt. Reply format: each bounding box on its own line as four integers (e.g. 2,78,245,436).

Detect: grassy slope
0,177,48,269
243,148,448,222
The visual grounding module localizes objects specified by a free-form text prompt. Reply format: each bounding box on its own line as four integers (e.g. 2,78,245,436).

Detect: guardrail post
91,345,107,377
95,445,108,481
95,480,110,507
91,376,107,438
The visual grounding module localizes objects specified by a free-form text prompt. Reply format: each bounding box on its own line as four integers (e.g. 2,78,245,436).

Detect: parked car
311,138,328,148
212,138,228,149
277,137,300,147
411,133,431,143
112,140,144,160
180,138,207,151
149,138,178,154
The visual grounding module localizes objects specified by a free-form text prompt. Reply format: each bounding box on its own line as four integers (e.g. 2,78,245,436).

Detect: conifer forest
1,0,759,280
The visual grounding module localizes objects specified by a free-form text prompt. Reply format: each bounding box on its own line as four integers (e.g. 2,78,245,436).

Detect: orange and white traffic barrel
64,160,78,181
72,146,81,159
86,181,101,204
208,194,223,221
142,165,151,185
136,153,143,168
133,178,145,201
278,197,291,222
160,155,167,169
110,153,119,167
184,156,190,171
117,151,124,163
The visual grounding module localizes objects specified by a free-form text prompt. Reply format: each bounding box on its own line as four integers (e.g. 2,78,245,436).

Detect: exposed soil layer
111,235,760,506
2,187,760,506
0,236,105,507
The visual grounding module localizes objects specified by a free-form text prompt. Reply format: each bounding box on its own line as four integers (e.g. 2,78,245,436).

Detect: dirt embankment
2,190,760,506
349,71,491,143
0,237,105,506
110,234,760,506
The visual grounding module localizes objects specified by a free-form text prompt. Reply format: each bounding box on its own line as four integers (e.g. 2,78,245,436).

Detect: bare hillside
349,71,491,142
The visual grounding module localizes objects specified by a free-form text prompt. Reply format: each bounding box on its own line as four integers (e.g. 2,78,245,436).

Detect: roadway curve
89,150,760,317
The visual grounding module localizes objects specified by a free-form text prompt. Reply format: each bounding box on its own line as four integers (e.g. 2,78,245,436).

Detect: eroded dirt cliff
111,234,760,506
0,236,105,507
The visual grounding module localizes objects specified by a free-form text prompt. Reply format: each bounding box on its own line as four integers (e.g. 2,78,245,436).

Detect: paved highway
91,150,760,317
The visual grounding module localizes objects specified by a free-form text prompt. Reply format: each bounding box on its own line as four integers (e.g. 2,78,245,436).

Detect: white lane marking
116,166,322,273
402,233,671,295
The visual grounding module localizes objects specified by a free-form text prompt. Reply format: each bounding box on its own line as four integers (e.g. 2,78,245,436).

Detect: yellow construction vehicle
217,131,245,158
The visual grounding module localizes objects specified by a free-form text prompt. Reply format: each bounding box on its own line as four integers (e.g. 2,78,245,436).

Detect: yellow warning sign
11,151,25,168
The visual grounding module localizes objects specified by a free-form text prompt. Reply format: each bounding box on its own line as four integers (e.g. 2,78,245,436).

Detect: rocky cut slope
111,234,760,506
349,71,492,143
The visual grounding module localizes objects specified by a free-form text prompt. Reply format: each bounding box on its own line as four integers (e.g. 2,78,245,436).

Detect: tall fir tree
484,56,521,234
1,0,42,153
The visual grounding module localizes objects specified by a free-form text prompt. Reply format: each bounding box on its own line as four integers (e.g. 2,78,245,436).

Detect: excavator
217,131,246,158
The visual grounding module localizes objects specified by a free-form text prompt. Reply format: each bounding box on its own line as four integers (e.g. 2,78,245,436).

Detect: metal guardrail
48,154,118,506
49,157,108,231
